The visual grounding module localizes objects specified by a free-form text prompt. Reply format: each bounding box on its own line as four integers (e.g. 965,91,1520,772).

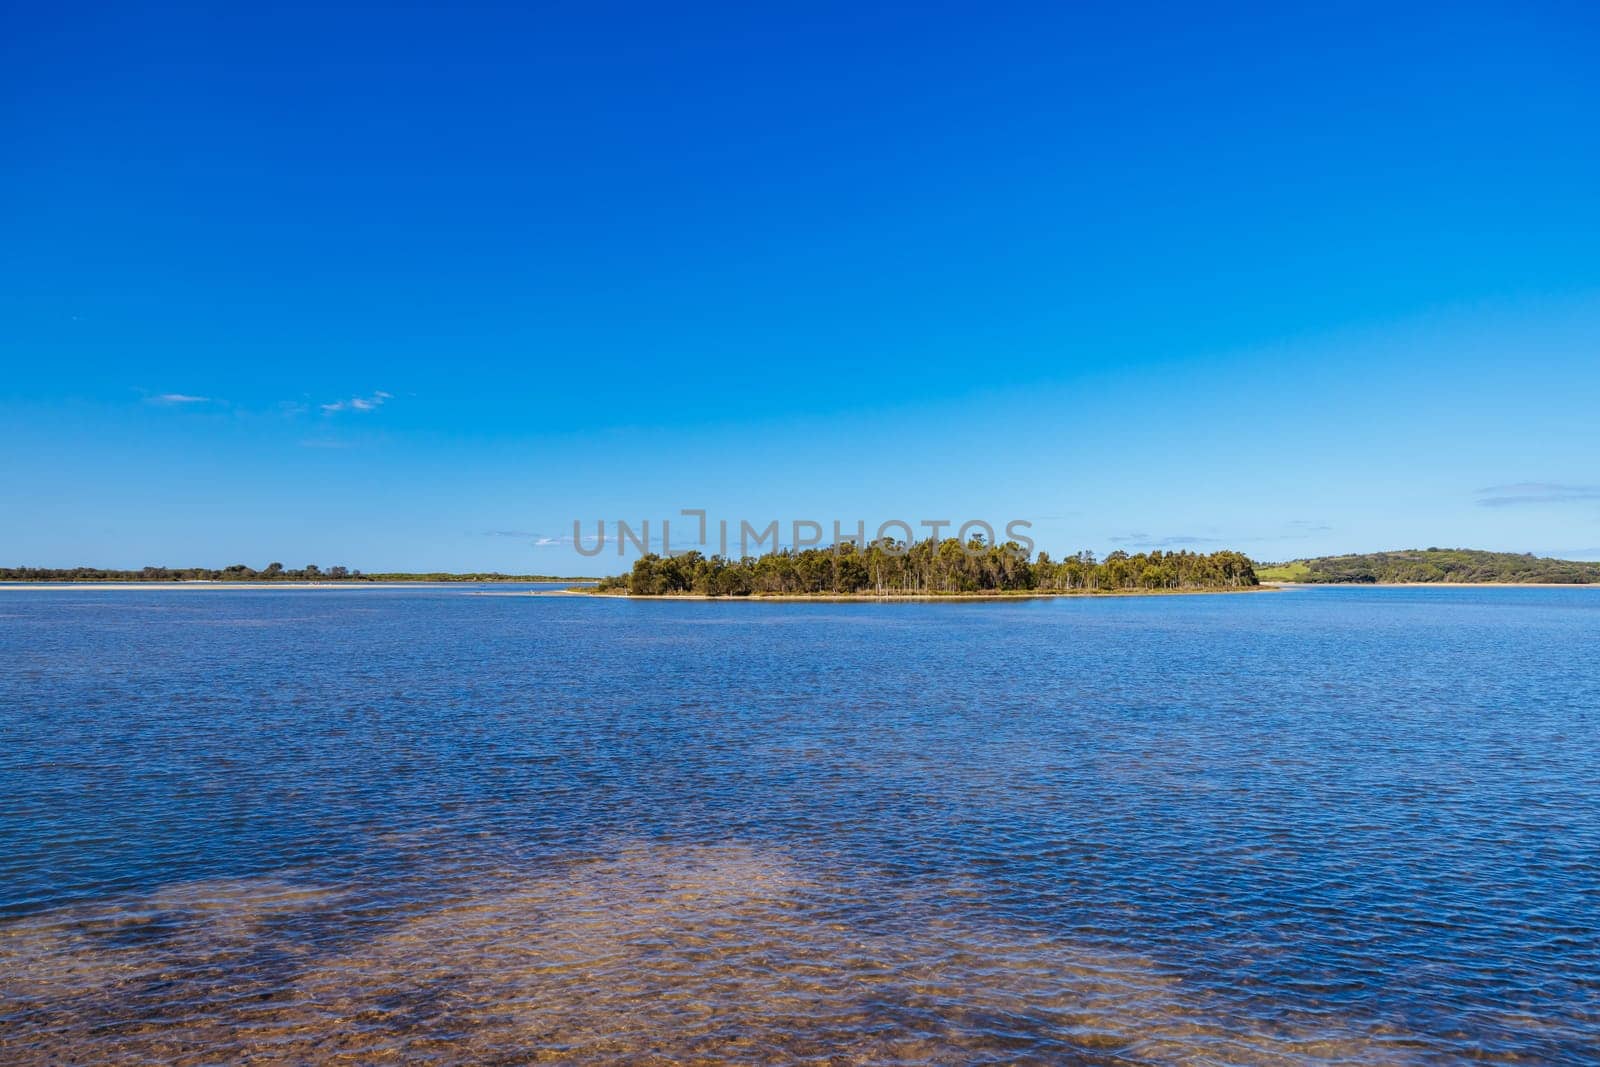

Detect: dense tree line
0,564,578,582
1290,549,1600,584
593,539,1258,596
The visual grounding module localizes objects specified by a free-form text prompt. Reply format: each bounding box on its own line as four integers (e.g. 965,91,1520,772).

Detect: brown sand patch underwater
1,842,1423,1064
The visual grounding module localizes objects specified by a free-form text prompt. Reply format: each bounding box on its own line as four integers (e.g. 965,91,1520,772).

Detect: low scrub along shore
586,539,1259,598
0,565,590,583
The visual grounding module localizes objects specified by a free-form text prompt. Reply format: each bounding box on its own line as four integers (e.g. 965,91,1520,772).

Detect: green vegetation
1254,560,1311,582
1263,548,1600,584
0,564,590,583
591,539,1258,597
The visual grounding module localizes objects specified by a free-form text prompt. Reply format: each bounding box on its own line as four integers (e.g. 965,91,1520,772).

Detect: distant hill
1257,549,1600,584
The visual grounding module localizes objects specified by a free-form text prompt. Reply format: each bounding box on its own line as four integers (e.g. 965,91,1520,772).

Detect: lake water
1,585,1597,1064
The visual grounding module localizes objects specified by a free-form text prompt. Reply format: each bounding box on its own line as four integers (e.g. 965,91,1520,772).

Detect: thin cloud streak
1538,547,1600,561
322,390,393,414
1476,483,1600,507
1110,533,1223,548
480,531,570,547
147,393,212,405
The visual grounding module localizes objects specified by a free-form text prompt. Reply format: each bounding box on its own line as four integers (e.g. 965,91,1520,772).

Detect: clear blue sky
4,2,1600,571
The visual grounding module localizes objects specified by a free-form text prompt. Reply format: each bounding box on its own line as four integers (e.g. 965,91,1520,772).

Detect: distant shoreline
0,580,595,591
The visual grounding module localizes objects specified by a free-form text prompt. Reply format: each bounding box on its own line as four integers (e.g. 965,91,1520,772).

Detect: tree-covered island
588,538,1259,597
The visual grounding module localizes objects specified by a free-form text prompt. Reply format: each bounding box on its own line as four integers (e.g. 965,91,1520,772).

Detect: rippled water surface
2,585,1598,1064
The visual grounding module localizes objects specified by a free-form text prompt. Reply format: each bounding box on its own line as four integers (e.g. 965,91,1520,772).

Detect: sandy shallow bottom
0,841,1437,1066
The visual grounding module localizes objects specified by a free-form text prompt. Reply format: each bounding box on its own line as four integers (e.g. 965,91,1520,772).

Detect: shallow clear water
1,585,1597,1064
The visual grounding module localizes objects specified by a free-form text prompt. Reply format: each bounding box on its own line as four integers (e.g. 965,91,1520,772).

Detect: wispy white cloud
1110,532,1223,548
322,390,393,414
480,530,570,547
147,393,212,405
1537,546,1600,561
1110,525,1334,548
1477,483,1600,507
